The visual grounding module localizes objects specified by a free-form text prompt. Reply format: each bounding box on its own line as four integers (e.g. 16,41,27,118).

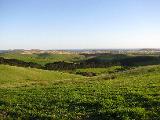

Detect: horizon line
1,48,160,51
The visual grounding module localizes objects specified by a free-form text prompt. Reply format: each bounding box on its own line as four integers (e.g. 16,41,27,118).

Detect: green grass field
0,52,85,65
75,66,124,75
0,64,160,119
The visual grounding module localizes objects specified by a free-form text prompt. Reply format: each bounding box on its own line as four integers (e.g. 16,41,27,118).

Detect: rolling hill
0,64,160,119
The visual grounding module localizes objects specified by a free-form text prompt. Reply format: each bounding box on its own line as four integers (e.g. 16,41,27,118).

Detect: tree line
0,57,42,69
0,56,160,71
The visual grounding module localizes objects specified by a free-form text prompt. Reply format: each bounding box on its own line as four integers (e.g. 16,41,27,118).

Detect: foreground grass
0,65,160,119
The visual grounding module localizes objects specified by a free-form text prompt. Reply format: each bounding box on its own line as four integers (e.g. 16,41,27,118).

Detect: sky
0,0,160,50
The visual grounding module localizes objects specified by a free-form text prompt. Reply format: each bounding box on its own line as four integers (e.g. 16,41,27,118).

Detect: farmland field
0,53,160,120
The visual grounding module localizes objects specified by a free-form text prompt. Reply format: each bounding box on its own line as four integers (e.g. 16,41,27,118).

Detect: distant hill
0,50,11,53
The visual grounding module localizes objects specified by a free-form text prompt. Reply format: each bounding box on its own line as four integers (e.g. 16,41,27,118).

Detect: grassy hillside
0,64,160,119
0,65,84,88
0,52,85,65
75,66,124,76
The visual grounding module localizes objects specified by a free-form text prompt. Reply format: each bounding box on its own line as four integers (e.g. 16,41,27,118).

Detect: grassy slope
75,66,124,75
0,52,85,65
0,65,84,88
0,65,160,119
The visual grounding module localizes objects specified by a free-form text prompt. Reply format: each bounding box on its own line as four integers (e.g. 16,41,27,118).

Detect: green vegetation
92,54,128,62
0,64,160,119
0,52,160,119
0,65,84,88
75,66,124,75
0,52,85,65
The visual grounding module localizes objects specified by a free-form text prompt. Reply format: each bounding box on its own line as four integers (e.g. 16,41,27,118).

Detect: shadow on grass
1,92,159,119
67,92,160,120
0,100,7,106
123,93,160,110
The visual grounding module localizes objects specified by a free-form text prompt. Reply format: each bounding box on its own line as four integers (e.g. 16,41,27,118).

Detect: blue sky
0,0,160,49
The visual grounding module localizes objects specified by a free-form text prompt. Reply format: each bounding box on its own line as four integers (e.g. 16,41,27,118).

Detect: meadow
0,52,160,120
0,52,85,65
